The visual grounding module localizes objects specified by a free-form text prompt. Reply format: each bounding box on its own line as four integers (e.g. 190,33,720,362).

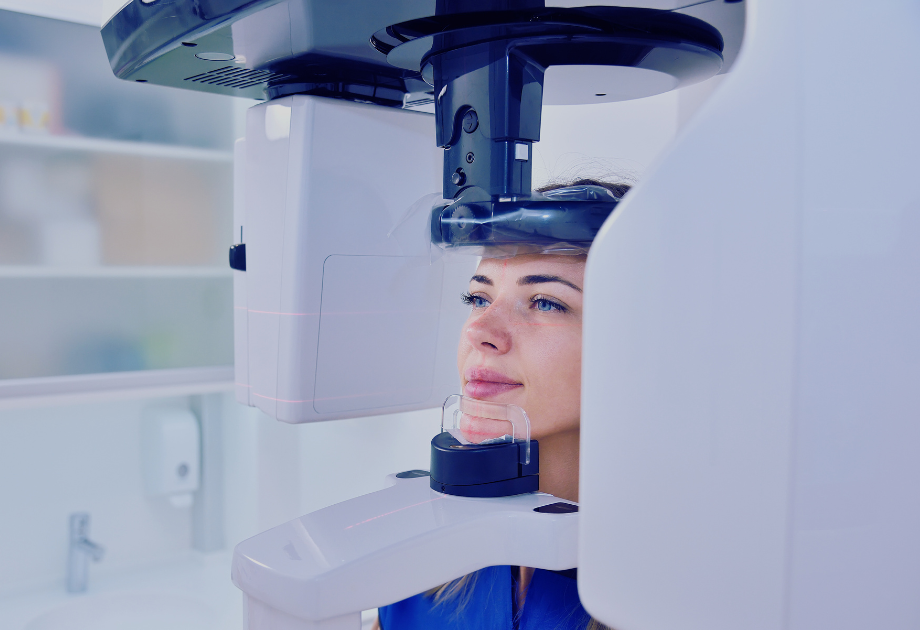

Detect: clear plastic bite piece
441,395,532,465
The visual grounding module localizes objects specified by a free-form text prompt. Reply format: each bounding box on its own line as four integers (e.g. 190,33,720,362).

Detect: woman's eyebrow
517,274,583,293
470,274,493,285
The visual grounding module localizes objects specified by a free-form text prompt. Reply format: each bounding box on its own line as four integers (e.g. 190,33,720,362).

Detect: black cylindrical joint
433,43,544,199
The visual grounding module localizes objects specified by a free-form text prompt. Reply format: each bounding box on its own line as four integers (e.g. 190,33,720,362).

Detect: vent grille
184,66,293,90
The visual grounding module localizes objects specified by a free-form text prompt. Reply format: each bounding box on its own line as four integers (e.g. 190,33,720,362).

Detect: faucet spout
68,513,104,593
75,537,105,562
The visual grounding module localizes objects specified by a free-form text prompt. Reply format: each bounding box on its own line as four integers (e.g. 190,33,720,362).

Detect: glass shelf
0,366,235,408
0,144,233,268
0,9,235,149
0,275,234,380
0,132,233,162
0,265,232,278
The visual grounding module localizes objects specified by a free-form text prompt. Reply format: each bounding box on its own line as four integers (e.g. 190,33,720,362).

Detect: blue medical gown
378,565,593,629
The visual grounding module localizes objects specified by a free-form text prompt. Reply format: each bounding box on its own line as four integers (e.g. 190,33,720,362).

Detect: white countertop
0,550,379,630
0,551,242,630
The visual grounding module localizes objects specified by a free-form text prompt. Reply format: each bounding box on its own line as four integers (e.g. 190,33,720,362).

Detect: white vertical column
580,1,920,629
192,392,225,552
580,0,800,627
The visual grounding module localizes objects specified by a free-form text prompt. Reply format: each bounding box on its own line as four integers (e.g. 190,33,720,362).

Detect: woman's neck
536,428,580,502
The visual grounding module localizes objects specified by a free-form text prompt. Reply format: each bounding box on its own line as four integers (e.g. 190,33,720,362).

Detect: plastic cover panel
313,255,442,414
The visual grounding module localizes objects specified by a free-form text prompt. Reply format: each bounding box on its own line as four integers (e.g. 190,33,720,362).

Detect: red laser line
251,385,431,404
245,308,442,316
344,496,447,530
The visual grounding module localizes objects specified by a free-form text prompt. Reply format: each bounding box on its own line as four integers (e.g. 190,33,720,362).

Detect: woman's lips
463,367,522,399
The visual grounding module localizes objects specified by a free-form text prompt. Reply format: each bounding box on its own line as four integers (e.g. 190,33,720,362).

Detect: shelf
0,132,234,162
0,266,233,279
0,366,235,408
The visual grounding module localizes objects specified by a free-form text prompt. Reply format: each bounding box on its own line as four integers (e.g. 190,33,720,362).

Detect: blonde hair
423,572,480,621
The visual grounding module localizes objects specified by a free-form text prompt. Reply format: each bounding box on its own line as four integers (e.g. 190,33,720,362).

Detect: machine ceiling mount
372,7,724,87
371,6,725,227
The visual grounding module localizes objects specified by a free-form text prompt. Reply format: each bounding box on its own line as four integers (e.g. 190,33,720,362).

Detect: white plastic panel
313,255,442,414
543,66,678,105
238,96,475,423
579,0,920,629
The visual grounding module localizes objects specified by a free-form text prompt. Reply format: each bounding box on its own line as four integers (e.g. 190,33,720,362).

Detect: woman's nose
465,303,513,354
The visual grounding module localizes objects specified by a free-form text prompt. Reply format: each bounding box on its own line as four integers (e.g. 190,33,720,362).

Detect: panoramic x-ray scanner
104,0,920,628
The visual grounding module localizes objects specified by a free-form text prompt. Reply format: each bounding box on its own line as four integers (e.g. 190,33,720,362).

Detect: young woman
377,179,628,630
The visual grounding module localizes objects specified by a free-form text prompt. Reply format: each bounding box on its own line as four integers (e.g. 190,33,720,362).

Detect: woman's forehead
474,254,586,282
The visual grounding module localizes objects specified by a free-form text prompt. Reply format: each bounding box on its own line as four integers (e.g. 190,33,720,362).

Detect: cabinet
0,9,242,400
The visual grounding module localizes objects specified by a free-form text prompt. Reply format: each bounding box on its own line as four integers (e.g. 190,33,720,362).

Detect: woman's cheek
456,311,482,364
524,327,582,437
456,342,469,376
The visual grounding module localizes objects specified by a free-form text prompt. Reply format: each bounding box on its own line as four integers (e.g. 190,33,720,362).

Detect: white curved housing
232,475,578,629
579,0,920,628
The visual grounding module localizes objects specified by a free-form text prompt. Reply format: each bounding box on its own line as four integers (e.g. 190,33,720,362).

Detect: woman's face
457,254,585,441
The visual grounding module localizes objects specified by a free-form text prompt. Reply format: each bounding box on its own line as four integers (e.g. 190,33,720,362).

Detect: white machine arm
232,474,578,629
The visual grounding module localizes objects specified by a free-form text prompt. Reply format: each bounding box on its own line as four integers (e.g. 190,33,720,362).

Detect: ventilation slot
185,66,293,90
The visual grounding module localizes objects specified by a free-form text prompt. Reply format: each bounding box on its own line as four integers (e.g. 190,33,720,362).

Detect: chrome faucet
68,513,105,593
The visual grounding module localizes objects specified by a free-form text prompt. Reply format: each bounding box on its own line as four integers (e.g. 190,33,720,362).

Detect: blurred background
0,1,723,628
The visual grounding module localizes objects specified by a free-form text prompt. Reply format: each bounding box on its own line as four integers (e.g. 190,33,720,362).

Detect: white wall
0,396,195,593
534,91,680,188
533,75,722,189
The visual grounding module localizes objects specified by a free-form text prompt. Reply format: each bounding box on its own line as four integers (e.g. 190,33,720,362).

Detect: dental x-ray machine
103,0,920,629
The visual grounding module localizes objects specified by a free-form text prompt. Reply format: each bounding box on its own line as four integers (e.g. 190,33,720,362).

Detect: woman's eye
461,292,490,309
531,296,567,313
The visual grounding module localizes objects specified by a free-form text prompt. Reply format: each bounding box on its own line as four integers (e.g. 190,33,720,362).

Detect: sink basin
26,591,221,630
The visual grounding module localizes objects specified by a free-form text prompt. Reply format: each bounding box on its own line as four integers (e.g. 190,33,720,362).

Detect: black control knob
229,243,246,271
462,109,479,133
